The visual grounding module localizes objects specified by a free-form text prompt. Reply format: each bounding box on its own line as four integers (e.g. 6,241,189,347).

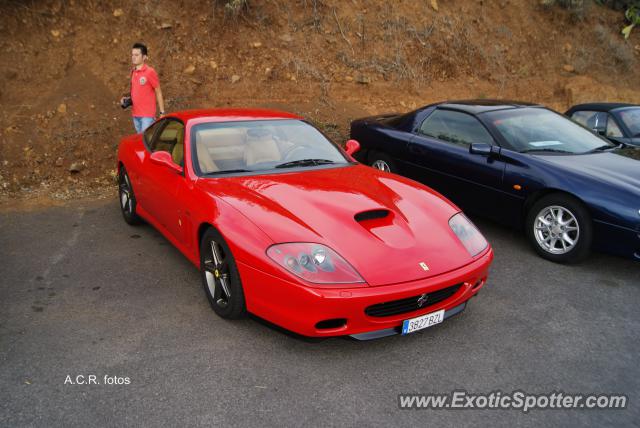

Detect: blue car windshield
615,107,640,137
484,108,614,154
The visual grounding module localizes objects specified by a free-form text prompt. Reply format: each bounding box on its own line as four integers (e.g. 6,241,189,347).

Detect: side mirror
150,151,183,174
345,139,361,156
594,128,606,137
469,143,492,156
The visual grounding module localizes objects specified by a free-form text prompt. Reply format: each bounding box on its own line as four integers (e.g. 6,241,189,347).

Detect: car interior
193,126,293,174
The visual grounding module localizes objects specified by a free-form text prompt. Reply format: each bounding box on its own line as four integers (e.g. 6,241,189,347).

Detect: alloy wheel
203,240,232,308
533,205,580,255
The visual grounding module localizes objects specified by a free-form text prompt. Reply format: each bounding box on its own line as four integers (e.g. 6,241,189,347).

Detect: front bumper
237,248,493,338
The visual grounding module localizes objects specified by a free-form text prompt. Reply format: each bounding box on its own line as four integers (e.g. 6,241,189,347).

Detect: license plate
401,309,445,335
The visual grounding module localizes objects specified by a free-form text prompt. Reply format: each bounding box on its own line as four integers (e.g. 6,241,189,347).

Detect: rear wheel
200,228,247,319
118,167,142,225
525,193,592,263
368,151,397,173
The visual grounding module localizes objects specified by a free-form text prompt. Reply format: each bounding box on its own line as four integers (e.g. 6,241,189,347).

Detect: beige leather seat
244,130,281,167
171,142,184,166
196,142,219,173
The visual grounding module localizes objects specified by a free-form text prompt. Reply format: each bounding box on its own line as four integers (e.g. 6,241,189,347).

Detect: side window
143,120,163,148
153,120,185,166
571,111,607,132
606,115,623,138
418,109,494,146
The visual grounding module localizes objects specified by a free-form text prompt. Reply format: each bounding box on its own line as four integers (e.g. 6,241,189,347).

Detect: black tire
525,193,592,263
199,228,247,319
118,166,142,225
368,151,397,173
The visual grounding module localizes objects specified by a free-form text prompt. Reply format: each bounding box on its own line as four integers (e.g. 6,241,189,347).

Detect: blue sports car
350,100,640,263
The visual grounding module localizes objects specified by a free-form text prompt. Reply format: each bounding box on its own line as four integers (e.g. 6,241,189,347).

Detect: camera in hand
121,96,132,109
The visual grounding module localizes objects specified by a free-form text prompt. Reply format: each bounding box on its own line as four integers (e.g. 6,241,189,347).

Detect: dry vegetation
0,0,638,203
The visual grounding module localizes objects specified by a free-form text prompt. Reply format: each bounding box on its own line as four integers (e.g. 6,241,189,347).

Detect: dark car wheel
368,151,397,173
200,228,247,319
525,194,592,263
118,167,142,225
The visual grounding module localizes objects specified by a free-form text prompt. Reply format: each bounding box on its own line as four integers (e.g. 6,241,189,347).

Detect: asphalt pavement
0,197,638,427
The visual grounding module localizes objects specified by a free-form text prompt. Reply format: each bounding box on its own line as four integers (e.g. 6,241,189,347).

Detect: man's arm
155,87,165,115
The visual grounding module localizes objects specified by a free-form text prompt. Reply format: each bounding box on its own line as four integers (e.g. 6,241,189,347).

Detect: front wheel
200,228,247,319
525,194,592,263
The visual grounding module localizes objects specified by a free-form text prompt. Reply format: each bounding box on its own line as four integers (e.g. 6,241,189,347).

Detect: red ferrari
117,109,493,339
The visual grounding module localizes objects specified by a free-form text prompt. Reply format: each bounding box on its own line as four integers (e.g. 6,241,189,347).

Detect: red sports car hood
197,165,479,286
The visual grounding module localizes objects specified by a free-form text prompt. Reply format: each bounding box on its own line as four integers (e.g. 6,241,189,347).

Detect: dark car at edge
566,102,640,147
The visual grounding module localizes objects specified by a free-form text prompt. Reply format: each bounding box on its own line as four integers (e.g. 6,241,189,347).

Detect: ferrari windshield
191,119,349,175
485,108,614,154
615,107,640,137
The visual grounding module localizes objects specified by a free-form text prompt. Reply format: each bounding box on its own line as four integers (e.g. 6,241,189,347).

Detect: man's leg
139,117,155,133
133,117,142,133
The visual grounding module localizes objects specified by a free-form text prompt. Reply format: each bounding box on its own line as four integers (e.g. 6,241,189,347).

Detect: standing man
121,42,165,133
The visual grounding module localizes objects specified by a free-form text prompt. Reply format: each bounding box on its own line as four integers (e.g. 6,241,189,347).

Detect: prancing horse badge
419,262,429,271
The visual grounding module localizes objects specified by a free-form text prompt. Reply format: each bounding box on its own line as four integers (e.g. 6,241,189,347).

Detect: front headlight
449,213,489,257
267,243,365,284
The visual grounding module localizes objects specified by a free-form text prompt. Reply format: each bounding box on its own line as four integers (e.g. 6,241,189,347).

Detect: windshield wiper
585,144,616,153
275,159,336,169
519,148,574,154
204,169,253,175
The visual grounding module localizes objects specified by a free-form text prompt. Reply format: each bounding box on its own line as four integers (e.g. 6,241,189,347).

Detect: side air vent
354,209,390,222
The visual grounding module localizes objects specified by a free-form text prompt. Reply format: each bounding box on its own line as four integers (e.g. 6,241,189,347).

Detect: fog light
315,318,347,330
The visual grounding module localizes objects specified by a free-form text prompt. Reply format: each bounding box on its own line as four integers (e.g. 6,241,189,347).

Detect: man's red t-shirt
130,64,159,117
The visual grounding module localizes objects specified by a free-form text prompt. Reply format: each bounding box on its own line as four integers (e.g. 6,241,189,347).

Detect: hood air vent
354,209,390,223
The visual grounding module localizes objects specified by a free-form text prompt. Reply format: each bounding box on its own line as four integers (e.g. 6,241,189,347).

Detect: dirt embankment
0,0,638,204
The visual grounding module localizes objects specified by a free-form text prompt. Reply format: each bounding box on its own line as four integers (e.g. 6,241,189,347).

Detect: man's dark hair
132,42,148,56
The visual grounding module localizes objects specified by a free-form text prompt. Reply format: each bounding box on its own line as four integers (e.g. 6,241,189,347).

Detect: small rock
183,65,196,74
160,22,172,29
250,41,262,48
279,34,293,43
51,29,61,37
113,8,124,17
57,103,67,114
562,64,575,73
55,157,64,167
231,74,241,83
345,76,353,82
430,0,439,11
209,61,218,70
69,162,84,173
264,67,272,75
356,74,371,84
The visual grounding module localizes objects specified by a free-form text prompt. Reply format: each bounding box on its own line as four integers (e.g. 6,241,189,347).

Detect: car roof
163,108,303,123
434,99,541,114
567,102,638,113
